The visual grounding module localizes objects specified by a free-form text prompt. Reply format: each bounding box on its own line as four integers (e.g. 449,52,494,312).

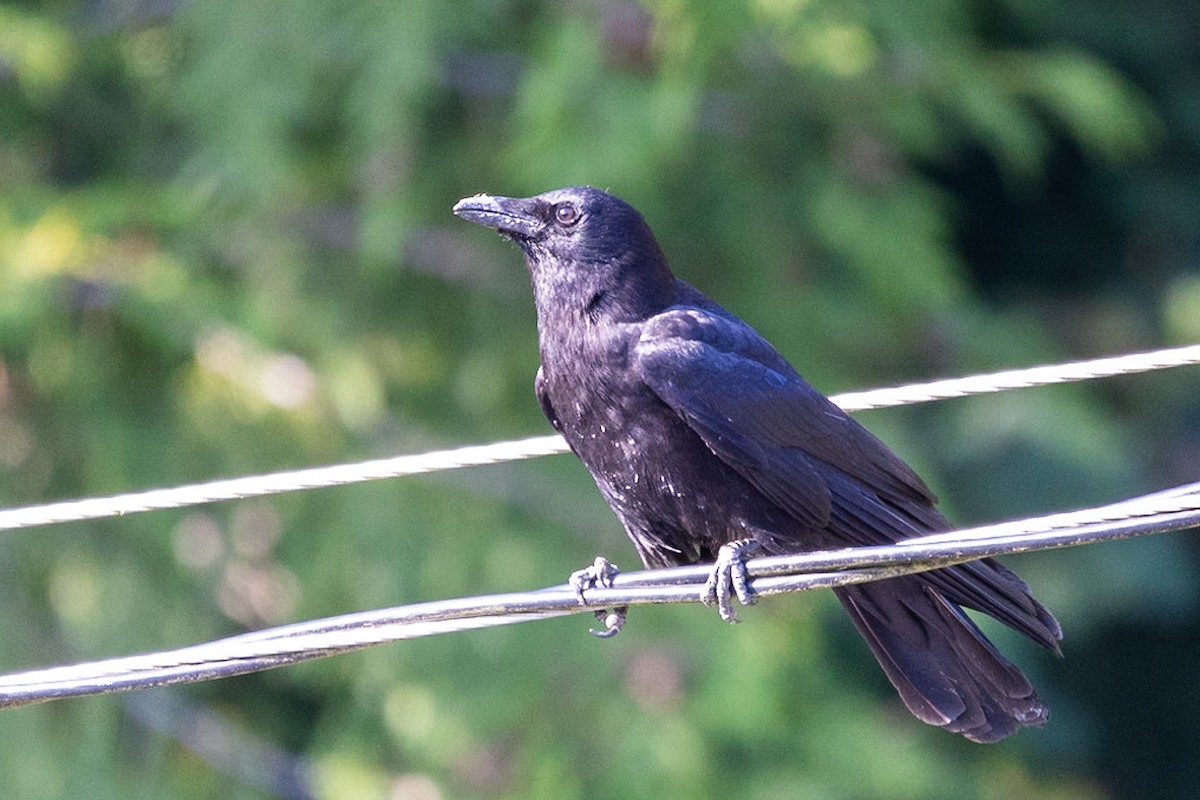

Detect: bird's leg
702,538,763,623
569,556,627,637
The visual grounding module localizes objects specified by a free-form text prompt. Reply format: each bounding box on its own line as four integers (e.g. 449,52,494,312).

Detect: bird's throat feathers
527,240,675,329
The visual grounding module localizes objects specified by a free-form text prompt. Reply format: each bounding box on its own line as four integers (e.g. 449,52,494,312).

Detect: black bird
453,186,1062,742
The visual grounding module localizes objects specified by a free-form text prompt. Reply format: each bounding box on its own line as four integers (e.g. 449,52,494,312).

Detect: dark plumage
453,186,1061,742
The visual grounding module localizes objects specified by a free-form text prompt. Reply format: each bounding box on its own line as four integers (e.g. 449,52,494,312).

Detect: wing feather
635,307,937,528
635,306,1060,650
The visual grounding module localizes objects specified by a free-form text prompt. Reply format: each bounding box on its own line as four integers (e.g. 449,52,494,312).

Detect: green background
2,1,1199,797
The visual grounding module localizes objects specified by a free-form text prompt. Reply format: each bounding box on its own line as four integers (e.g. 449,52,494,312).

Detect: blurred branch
124,693,316,800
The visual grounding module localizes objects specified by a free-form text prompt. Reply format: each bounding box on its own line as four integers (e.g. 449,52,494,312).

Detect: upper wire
1,342,1199,533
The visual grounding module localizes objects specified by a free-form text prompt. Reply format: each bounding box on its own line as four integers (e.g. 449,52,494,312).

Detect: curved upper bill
452,194,543,240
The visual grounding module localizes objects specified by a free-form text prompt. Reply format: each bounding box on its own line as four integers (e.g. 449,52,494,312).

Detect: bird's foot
569,555,621,603
589,607,628,638
702,539,762,623
568,556,626,638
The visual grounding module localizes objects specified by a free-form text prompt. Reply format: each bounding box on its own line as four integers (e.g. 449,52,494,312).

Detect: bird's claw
569,555,620,604
588,607,628,638
570,556,627,637
702,539,762,623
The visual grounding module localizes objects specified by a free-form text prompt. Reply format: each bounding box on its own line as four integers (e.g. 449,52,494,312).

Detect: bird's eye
554,203,580,226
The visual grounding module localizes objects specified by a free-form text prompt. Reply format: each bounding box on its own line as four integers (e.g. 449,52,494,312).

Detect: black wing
635,306,1060,650
634,306,940,537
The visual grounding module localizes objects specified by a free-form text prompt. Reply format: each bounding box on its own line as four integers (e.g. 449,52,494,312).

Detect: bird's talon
570,557,626,636
569,555,620,605
588,606,627,638
702,539,762,624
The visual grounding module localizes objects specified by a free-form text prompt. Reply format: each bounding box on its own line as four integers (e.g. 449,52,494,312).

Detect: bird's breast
540,345,770,565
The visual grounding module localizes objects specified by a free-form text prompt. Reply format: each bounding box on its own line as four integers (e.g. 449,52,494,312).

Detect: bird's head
454,186,675,322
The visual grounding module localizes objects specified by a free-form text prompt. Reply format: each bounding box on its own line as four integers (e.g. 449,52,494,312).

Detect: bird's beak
453,194,544,240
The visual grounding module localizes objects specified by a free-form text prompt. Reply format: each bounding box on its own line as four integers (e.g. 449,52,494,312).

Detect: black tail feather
835,579,1050,743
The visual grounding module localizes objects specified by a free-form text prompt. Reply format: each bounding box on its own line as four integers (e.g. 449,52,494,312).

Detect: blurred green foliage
1,1,1198,798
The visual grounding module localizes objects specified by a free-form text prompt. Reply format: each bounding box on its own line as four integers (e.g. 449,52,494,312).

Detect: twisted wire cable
2,478,1198,709
1,343,1198,533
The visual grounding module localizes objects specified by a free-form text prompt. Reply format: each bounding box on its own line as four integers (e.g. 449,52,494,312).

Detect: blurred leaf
0,0,1197,797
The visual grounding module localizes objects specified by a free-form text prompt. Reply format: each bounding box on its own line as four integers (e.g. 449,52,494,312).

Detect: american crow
454,186,1061,742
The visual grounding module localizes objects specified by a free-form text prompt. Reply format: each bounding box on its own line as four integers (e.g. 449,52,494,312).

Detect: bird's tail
834,579,1049,743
